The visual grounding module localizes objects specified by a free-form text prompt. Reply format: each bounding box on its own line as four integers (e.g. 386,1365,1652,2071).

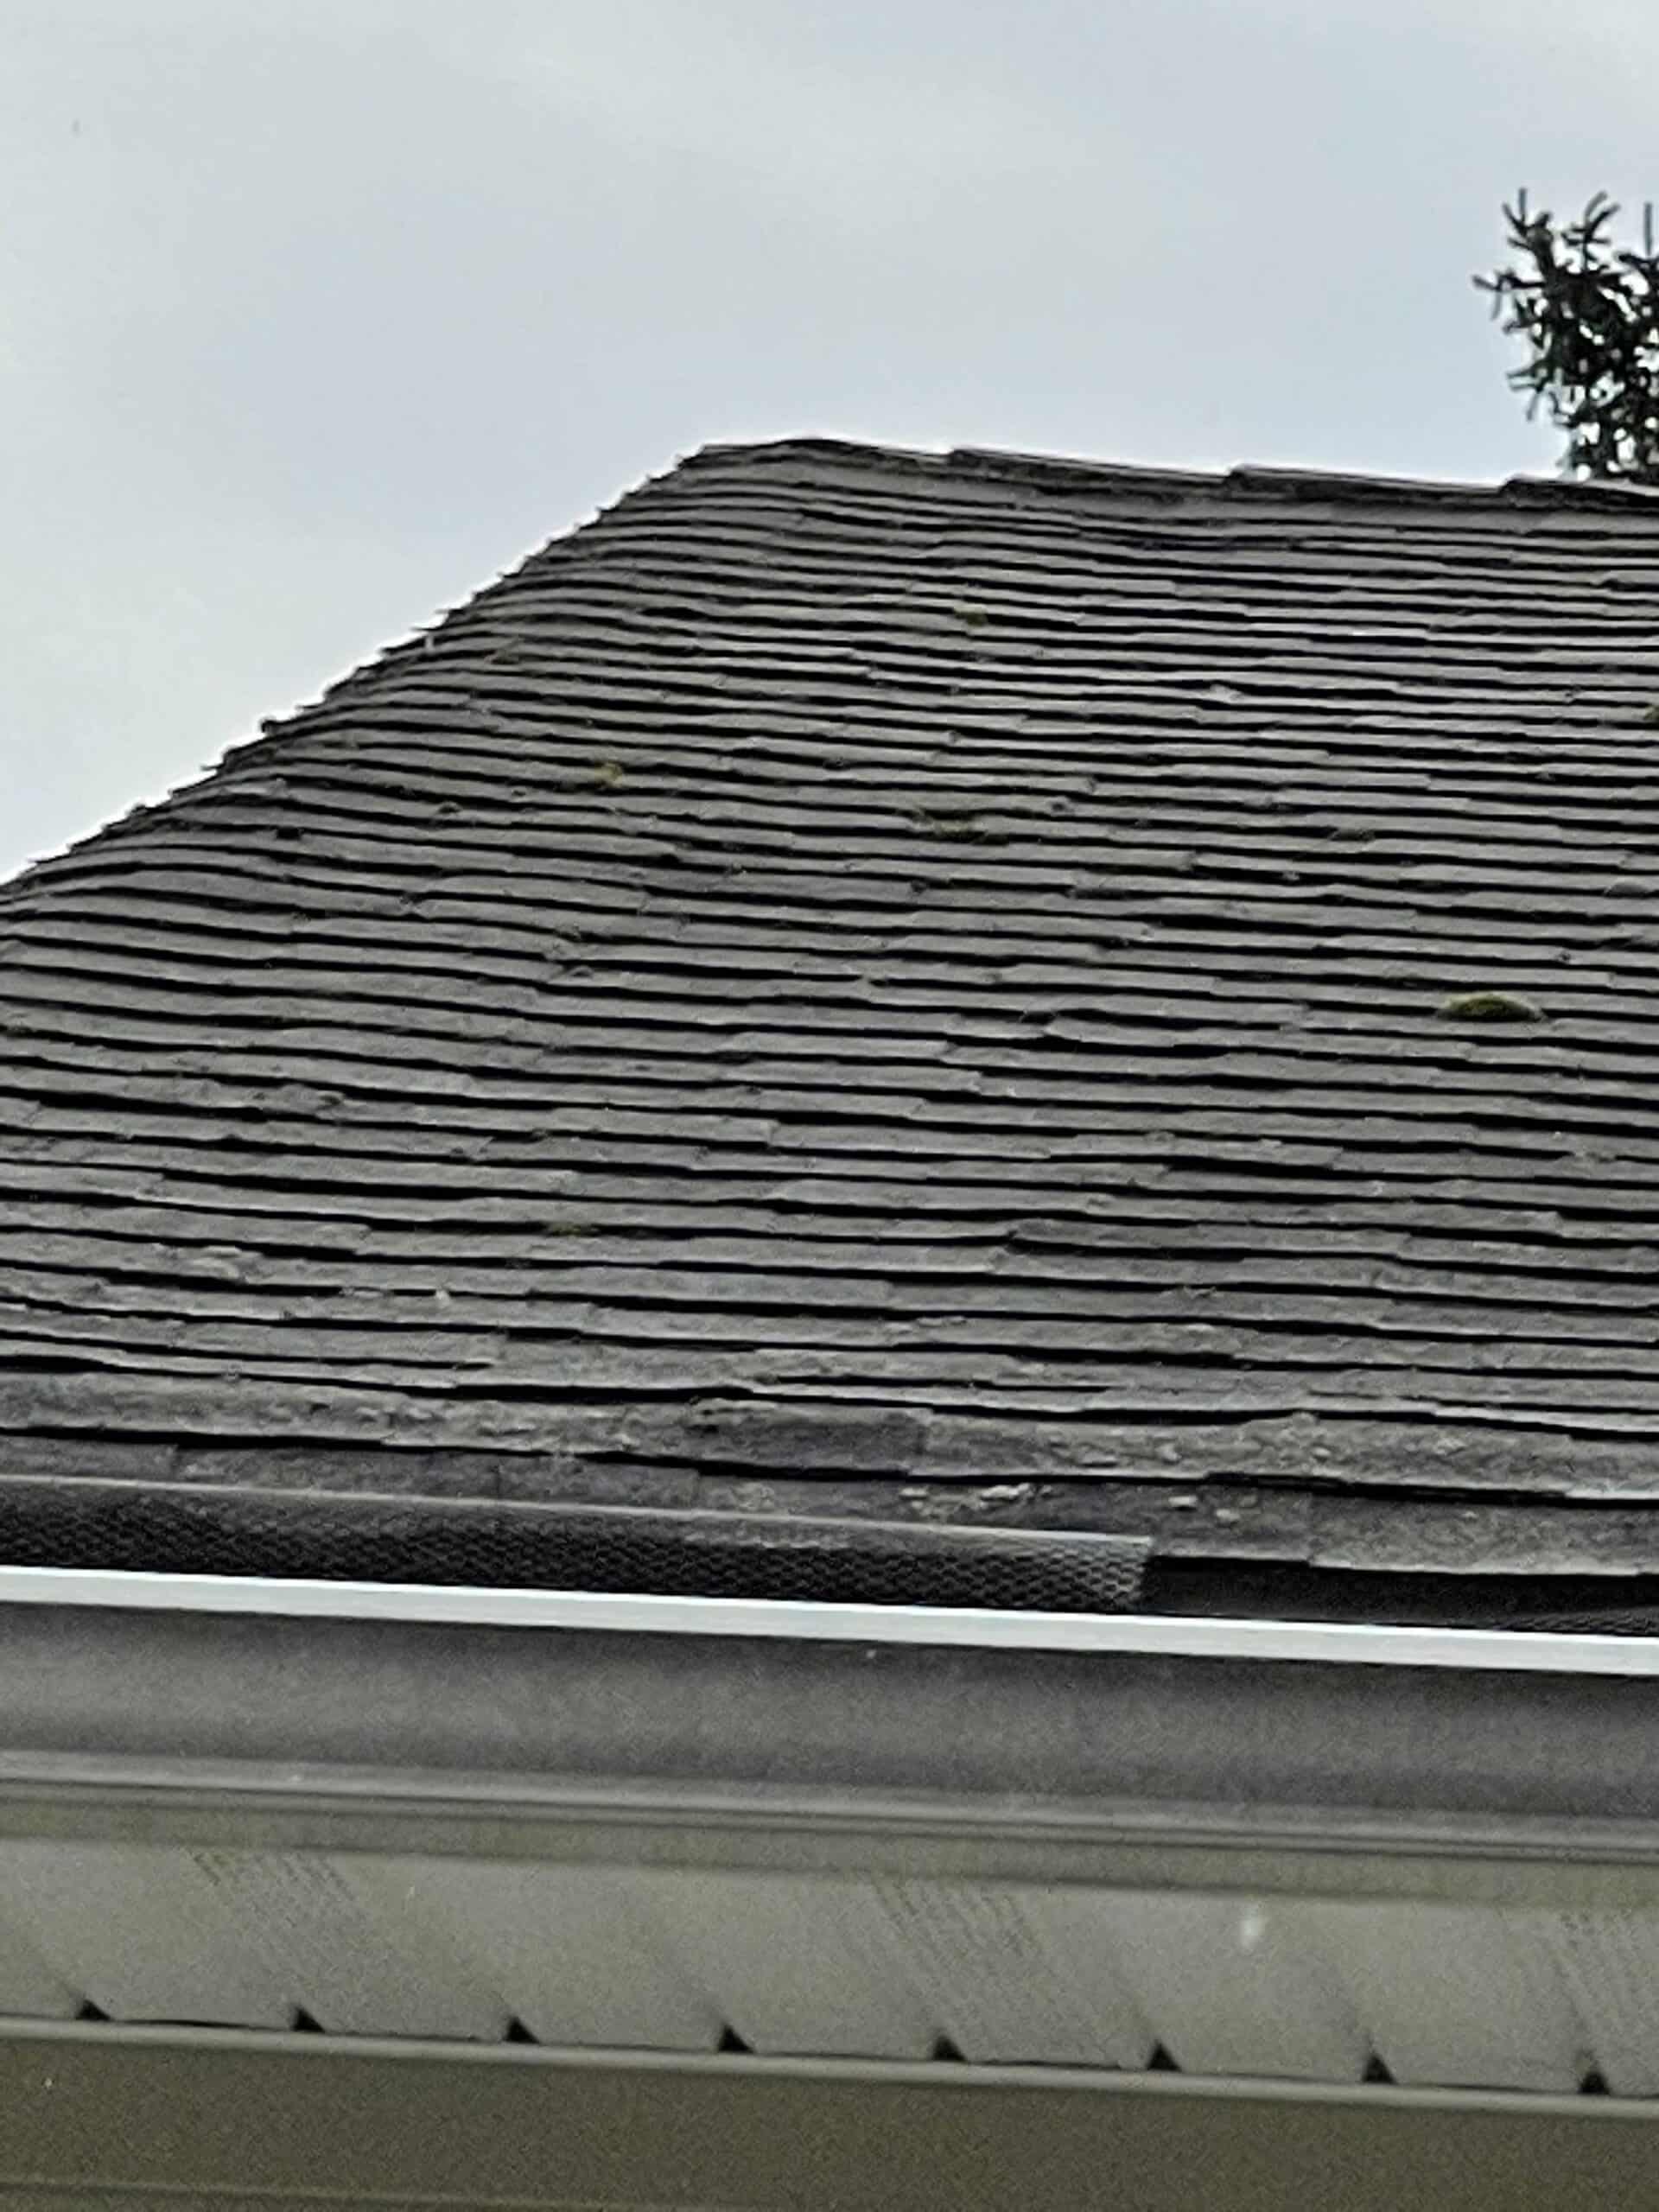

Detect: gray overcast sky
2,0,1649,881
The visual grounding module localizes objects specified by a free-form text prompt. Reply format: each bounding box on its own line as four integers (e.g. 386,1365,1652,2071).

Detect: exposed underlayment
6,438,1659,1606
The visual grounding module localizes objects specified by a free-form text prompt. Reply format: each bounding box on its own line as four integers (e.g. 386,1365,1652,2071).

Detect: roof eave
7,1574,1659,1908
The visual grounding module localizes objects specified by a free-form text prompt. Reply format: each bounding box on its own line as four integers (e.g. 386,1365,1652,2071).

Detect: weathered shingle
8,435,1659,1605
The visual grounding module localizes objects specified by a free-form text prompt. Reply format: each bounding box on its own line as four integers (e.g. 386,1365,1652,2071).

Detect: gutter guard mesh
0,1478,1151,1615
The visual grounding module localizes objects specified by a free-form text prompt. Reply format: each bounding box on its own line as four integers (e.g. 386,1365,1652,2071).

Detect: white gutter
8,1562,1659,1905
0,1562,1653,1675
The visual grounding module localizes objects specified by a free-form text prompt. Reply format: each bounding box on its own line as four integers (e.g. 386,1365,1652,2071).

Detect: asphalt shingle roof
7,436,1659,1613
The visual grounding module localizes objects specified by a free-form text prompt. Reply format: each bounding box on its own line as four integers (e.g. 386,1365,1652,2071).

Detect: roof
7,435,1659,1619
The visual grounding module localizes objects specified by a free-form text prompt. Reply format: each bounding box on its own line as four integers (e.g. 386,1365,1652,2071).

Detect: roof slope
7,437,1659,1612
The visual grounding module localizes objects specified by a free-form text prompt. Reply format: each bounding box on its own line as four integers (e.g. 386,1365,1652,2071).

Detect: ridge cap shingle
674,432,1659,512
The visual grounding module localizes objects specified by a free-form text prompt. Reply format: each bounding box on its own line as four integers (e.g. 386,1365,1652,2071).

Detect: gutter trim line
2,1563,1657,1675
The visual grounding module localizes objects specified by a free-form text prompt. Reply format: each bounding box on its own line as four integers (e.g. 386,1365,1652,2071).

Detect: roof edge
10,1585,1659,1907
680,434,1659,510
4,1563,1659,1674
